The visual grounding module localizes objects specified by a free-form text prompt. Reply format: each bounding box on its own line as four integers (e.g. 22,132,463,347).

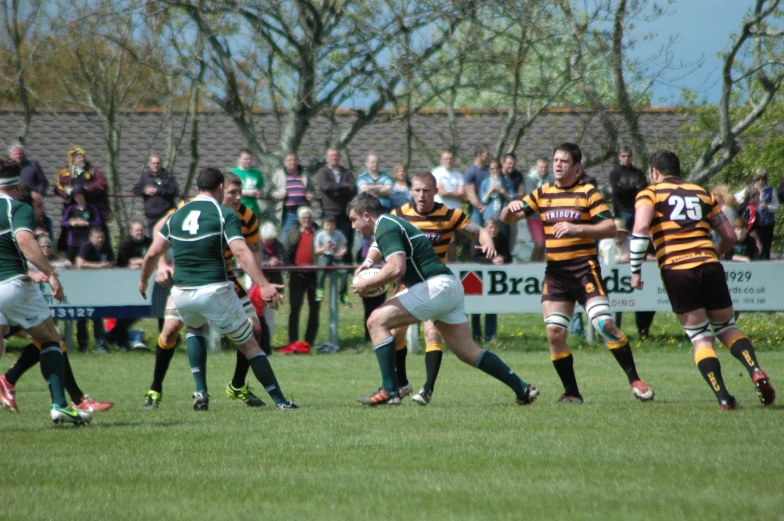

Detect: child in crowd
314,217,348,302
726,218,758,262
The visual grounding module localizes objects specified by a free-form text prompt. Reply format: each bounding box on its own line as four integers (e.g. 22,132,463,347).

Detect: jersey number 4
182,210,201,235
668,195,702,221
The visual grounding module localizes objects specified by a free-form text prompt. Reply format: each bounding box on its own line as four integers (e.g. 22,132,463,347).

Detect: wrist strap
629,234,650,274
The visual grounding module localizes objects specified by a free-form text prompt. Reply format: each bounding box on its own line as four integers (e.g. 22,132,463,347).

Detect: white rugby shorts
395,274,467,325
171,281,248,335
0,277,51,330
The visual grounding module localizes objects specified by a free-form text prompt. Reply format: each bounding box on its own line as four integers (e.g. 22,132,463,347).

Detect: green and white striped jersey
160,195,244,288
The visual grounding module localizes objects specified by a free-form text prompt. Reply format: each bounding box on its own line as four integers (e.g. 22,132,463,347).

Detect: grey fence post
328,270,340,347
406,324,419,353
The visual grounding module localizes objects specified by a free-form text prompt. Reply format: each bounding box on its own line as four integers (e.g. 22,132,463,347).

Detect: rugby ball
352,268,388,298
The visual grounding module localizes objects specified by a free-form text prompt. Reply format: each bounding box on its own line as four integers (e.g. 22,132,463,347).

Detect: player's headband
0,176,20,187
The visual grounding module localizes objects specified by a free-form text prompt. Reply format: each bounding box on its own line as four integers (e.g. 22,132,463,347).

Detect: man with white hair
260,222,288,336
283,206,321,347
10,144,47,195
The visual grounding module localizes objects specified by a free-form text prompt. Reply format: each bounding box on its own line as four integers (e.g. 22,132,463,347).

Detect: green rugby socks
39,342,67,407
475,349,529,397
186,332,208,393
248,353,286,405
374,337,399,394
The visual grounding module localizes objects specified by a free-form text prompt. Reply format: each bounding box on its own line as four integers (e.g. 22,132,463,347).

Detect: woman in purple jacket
60,186,102,263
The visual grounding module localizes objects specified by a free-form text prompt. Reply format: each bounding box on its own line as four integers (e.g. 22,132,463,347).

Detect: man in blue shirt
356,153,394,210
463,144,491,226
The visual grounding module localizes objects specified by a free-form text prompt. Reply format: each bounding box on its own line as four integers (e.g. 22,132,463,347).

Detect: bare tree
51,0,172,230
162,0,470,175
687,0,784,183
0,0,45,144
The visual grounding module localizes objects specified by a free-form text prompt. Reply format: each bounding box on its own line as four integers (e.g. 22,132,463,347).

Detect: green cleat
143,391,162,411
315,289,324,302
226,384,266,407
51,404,92,425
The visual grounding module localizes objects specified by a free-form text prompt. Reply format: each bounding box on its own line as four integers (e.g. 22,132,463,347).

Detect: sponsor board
459,262,783,313
38,269,153,318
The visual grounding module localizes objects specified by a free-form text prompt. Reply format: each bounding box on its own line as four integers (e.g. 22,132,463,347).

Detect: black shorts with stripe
229,274,249,300
542,259,607,307
660,262,732,314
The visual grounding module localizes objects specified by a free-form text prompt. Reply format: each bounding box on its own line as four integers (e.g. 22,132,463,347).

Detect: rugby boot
517,384,539,406
226,383,266,407
0,374,18,412
192,391,209,411
412,387,433,406
143,390,162,411
357,388,401,406
72,394,113,413
752,370,775,406
719,396,741,411
51,404,92,425
631,380,655,402
556,393,584,404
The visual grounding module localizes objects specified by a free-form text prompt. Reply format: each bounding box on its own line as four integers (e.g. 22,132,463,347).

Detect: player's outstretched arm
460,221,496,259
500,201,526,224
16,230,63,302
229,238,283,304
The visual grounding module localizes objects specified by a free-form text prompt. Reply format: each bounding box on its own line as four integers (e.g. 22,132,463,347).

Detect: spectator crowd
8,141,783,352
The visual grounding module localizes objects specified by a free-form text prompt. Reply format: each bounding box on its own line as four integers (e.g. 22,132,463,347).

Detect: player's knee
709,315,736,337
684,320,713,344
545,324,567,344
228,321,254,345
367,308,385,332
544,312,570,341
586,300,623,343
250,317,261,336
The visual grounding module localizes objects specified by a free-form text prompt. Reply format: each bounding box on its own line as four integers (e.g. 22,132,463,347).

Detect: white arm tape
629,234,650,274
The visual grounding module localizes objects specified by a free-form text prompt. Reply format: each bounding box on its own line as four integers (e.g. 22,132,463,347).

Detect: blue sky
631,0,767,105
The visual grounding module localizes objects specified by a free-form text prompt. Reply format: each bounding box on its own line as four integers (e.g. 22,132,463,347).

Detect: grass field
1,296,783,521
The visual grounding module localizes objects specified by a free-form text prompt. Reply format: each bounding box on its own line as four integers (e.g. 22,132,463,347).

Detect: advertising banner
33,262,781,319
459,262,782,314
40,270,153,319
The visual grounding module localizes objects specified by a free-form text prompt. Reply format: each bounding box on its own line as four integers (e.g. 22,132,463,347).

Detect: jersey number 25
668,195,702,221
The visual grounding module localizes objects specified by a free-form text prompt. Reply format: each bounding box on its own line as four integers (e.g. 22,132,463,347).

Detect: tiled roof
0,108,691,223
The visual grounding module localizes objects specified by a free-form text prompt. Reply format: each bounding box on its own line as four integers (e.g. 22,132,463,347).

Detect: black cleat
192,391,209,411
517,385,539,405
412,387,432,406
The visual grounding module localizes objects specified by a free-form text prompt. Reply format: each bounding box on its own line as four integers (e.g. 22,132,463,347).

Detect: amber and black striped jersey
224,203,260,275
635,178,721,271
391,202,469,264
521,179,612,264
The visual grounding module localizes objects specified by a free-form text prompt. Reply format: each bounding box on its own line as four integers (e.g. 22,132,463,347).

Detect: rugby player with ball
348,192,538,406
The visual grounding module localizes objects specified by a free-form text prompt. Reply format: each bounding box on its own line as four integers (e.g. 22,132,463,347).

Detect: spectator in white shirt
432,150,466,261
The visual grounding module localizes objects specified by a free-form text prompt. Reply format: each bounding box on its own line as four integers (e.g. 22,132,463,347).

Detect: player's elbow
387,259,406,279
